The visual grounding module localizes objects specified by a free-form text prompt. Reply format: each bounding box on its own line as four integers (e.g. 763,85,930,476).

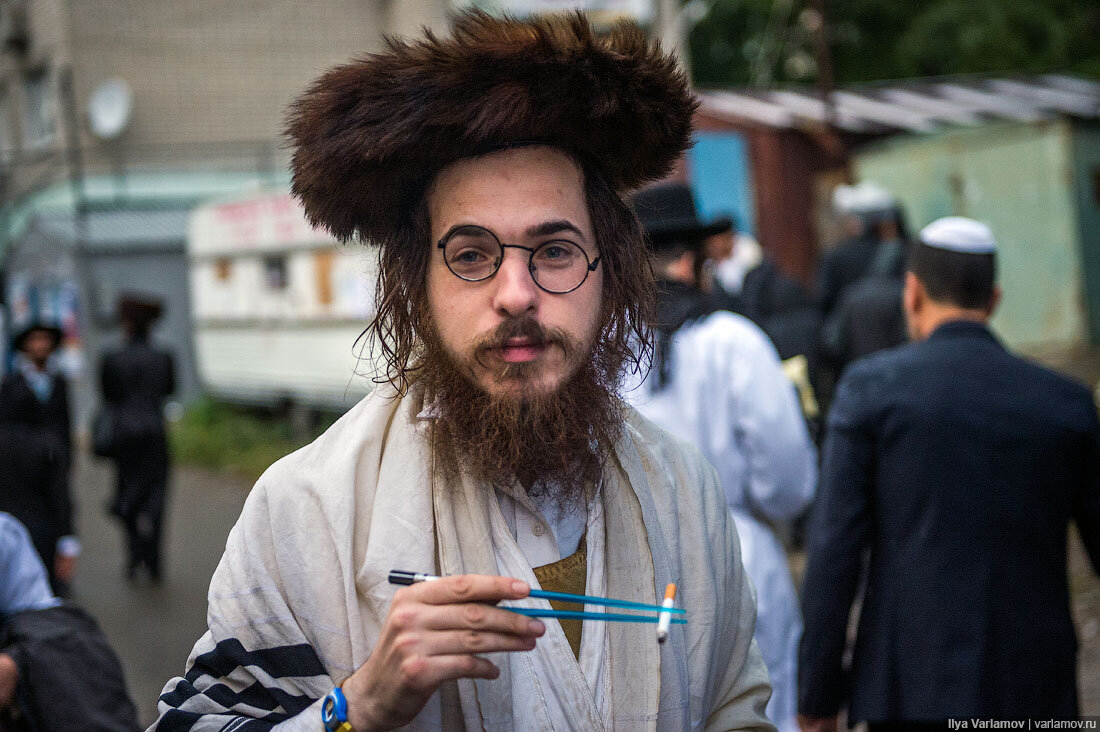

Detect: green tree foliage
687,0,1100,88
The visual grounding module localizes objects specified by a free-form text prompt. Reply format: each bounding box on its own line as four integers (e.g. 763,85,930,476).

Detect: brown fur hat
287,9,696,244
117,293,164,327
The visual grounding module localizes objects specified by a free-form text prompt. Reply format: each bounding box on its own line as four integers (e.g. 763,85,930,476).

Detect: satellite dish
87,78,132,140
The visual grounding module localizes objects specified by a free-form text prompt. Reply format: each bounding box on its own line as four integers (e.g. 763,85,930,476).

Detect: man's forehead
432,145,583,191
427,146,589,233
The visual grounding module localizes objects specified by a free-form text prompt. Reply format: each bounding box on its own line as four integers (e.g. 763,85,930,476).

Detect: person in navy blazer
798,217,1100,731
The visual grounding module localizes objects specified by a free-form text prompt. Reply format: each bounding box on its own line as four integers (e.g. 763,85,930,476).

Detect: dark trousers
111,436,169,577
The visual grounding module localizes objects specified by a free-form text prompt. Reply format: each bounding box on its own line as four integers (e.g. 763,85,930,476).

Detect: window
263,255,288,290
21,68,57,151
215,258,233,281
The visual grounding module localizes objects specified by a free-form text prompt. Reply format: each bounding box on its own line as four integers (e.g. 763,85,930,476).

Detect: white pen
656,583,677,644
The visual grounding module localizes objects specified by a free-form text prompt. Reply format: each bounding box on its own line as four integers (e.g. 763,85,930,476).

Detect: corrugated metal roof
698,74,1100,134
30,208,190,251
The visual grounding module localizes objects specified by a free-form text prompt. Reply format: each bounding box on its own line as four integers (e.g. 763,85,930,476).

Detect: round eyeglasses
436,224,601,295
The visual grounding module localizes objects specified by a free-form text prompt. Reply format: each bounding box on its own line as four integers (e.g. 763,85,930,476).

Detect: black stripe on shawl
160,678,309,715
185,638,326,680
159,678,201,708
155,709,205,731
199,681,312,716
155,708,290,732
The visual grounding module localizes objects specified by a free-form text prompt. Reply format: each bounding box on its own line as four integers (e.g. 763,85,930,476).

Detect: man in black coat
100,294,175,581
0,425,73,596
0,322,78,595
798,217,1100,730
0,323,72,465
816,182,898,318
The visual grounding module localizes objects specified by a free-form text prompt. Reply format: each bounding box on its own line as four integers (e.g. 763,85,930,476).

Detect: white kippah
832,181,895,215
919,216,997,254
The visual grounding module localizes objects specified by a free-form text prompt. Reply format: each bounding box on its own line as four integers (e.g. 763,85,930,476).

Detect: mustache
472,317,577,366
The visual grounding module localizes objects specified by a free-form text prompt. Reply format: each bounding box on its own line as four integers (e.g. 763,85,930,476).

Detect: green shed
855,117,1100,356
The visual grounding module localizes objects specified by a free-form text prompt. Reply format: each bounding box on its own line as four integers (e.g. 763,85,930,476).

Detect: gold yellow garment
531,535,587,660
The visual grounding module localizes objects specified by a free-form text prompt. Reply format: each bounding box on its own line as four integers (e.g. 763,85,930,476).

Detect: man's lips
495,338,548,363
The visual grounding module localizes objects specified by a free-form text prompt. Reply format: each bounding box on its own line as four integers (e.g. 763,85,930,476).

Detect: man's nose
491,249,539,317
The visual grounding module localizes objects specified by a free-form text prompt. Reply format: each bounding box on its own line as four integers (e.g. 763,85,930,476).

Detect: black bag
93,406,162,458
1,605,142,732
91,408,117,458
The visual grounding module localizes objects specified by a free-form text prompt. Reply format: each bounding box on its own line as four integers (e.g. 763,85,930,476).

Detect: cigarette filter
656,583,677,644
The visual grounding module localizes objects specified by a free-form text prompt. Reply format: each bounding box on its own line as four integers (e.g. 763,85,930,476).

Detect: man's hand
798,713,839,732
54,554,77,584
341,575,544,731
0,653,18,708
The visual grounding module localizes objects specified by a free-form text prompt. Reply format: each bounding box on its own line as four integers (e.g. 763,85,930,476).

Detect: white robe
150,383,775,731
625,311,817,732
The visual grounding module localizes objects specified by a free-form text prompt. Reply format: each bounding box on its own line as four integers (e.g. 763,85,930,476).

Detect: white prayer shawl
150,384,773,731
625,312,816,732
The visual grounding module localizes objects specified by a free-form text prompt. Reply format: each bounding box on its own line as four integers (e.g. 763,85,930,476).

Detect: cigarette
656,583,677,644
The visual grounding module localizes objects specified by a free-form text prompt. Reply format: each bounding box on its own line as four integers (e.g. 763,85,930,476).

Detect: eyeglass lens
441,225,593,293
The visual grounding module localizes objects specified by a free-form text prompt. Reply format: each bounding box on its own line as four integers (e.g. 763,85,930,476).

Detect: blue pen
388,570,688,624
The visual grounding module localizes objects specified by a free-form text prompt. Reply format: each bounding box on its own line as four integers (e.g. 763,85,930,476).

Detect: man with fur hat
150,10,772,732
0,321,78,595
99,293,175,581
626,182,816,732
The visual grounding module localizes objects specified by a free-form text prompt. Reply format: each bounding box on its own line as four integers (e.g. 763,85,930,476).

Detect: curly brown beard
417,314,625,510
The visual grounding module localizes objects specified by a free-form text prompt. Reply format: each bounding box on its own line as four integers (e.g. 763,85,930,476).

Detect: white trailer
188,191,379,410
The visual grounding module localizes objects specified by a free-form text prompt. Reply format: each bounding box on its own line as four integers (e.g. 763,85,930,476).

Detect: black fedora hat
12,322,63,353
631,183,732,248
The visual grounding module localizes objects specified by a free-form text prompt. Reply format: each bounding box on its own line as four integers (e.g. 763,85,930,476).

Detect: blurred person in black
0,421,75,597
702,213,761,308
819,204,912,378
816,182,895,317
740,252,822,416
100,294,175,582
0,322,73,469
798,217,1100,730
0,322,79,596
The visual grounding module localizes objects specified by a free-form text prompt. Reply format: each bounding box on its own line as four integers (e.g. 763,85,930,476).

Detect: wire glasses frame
436,224,601,294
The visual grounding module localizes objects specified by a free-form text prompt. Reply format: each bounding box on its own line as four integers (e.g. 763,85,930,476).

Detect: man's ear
666,249,696,285
986,285,1002,318
903,271,922,315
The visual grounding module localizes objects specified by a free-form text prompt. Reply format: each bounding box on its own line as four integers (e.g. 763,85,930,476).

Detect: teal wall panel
855,121,1084,352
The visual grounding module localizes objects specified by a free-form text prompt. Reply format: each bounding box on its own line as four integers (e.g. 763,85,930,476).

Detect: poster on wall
463,0,654,23
3,274,85,377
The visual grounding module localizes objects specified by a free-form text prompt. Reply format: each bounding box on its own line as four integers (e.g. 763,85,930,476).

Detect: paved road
67,450,1100,726
69,452,252,727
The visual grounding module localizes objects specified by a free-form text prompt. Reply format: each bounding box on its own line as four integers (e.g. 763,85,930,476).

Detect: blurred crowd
628,180,1100,731
0,295,173,730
